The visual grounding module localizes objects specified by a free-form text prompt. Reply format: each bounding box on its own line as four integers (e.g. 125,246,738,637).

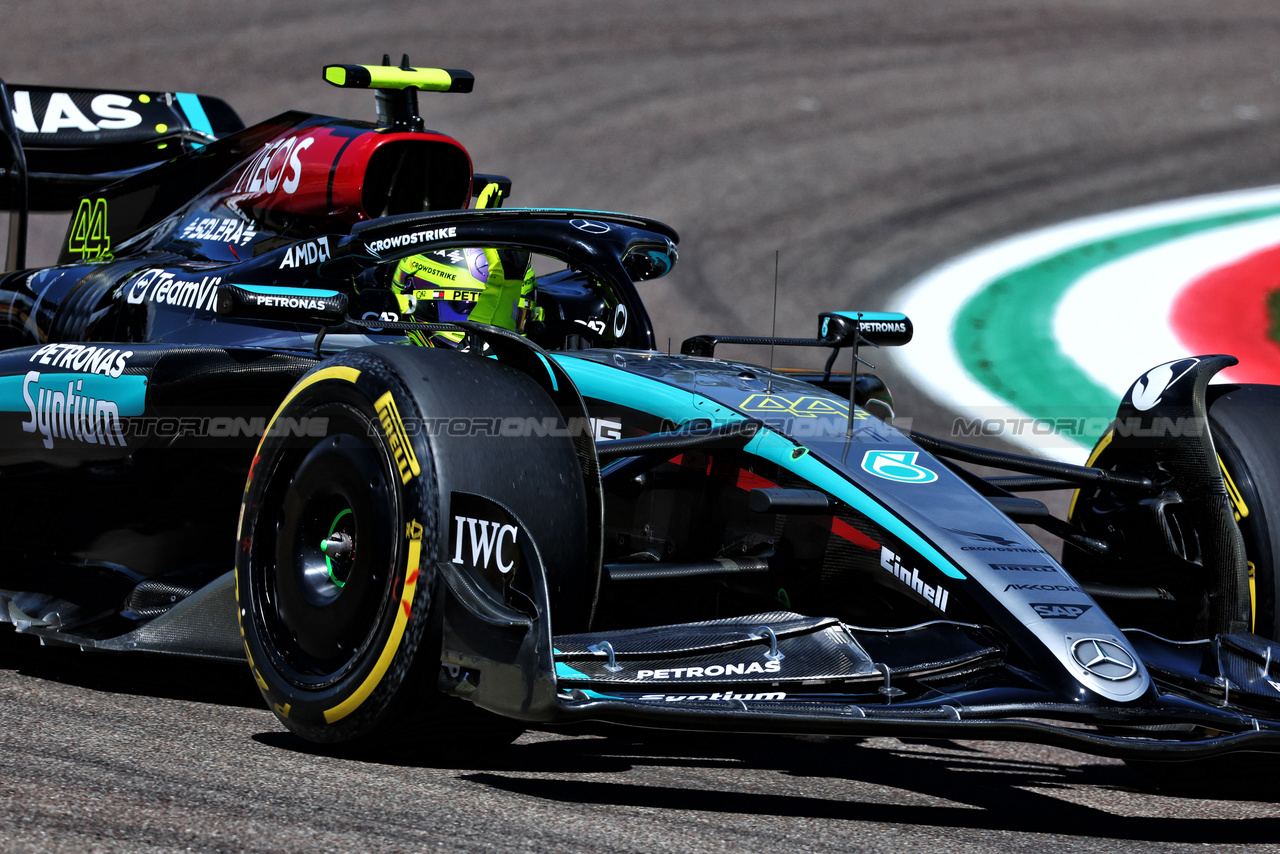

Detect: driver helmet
392,247,540,344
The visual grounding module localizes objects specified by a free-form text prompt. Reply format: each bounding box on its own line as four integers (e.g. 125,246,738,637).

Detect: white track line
892,185,1280,462
1055,214,1280,398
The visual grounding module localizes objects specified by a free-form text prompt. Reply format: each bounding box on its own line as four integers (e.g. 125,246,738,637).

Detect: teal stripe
554,355,965,580
955,205,1280,447
535,352,559,392
0,373,147,414
175,92,214,145
747,430,967,580
553,355,743,426
555,661,591,679
828,311,907,322
235,284,341,298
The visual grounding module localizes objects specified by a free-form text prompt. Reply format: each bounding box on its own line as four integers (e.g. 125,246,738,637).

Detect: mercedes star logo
1071,637,1139,681
570,219,611,234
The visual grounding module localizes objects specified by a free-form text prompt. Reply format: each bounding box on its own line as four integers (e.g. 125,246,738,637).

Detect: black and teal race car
3,61,1280,764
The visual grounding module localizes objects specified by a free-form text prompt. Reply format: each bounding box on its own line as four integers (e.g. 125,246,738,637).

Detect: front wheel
1206,384,1280,640
237,355,441,744
1079,383,1280,785
237,349,531,749
1073,383,1280,642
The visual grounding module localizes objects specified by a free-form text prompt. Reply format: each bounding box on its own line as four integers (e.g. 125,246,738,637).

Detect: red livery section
217,122,474,227
54,113,477,265
831,516,878,551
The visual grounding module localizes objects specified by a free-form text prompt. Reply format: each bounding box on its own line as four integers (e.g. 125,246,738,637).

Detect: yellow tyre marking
1070,436,1260,633
375,391,421,483
323,522,423,724
1215,456,1253,628
242,363,363,503
246,366,363,498
1219,456,1250,522
246,647,269,692
262,366,362,441
1249,560,1257,633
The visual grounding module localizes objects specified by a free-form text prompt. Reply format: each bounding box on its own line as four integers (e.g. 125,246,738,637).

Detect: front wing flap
533,612,1280,760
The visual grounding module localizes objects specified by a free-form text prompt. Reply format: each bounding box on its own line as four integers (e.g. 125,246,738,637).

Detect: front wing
439,600,1280,760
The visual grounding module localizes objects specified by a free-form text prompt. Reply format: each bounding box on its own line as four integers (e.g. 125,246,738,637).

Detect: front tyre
236,353,441,745
1081,384,1280,785
1206,384,1280,641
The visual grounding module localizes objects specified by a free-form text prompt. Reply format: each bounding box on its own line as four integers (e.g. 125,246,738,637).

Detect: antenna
766,250,779,393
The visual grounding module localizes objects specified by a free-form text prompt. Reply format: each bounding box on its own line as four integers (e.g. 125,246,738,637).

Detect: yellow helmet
393,247,538,335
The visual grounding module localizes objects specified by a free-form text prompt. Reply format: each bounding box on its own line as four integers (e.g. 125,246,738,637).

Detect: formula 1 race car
3,61,1280,764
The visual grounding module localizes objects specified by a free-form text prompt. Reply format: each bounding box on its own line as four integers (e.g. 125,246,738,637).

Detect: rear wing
1,78,242,268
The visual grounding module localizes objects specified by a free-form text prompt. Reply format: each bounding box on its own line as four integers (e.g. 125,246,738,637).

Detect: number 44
68,198,112,261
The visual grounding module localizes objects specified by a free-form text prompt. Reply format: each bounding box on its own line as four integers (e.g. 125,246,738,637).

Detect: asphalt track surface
5,2,1280,851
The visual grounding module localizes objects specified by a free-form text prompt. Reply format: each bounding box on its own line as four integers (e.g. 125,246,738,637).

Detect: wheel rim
254,407,402,689
321,508,355,590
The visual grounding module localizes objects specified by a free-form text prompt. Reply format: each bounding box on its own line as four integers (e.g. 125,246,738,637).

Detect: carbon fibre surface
554,612,878,685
